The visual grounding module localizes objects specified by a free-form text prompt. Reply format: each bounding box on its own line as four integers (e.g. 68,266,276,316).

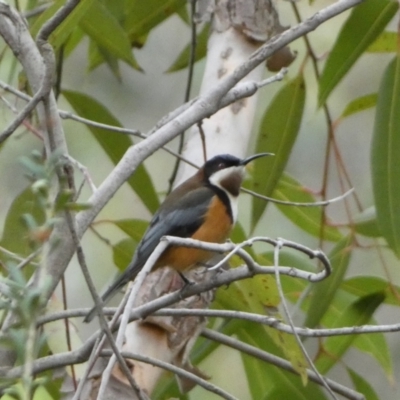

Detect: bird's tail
83,272,130,323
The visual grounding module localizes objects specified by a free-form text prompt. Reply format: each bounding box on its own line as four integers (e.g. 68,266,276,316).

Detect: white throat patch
209,166,244,222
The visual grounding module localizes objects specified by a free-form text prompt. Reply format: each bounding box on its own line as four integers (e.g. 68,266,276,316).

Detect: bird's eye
217,162,225,169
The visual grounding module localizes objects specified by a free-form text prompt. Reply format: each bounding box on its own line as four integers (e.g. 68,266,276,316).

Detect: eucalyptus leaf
339,93,377,119
124,0,186,46
273,174,342,242
305,235,353,329
167,23,209,72
347,368,379,400
80,1,140,69
252,75,305,230
367,31,397,53
318,0,398,105
371,56,400,257
316,292,385,374
62,90,160,214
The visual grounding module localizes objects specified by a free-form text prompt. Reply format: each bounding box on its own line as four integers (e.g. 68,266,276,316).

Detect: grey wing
83,186,214,322
130,186,214,271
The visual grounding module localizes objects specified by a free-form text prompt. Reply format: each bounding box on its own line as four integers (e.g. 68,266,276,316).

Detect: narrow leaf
125,0,186,45
239,327,325,400
0,187,44,261
62,90,160,213
30,0,97,51
353,207,381,237
114,219,149,242
167,23,209,72
113,238,136,271
252,75,305,230
79,1,139,69
347,368,379,400
88,40,122,79
305,235,353,329
273,174,342,242
316,292,385,374
217,273,308,383
318,0,398,105
342,276,400,307
367,31,397,53
354,326,393,382
339,93,377,119
371,56,400,257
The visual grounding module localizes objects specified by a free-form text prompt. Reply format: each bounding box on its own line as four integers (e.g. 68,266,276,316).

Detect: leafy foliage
0,0,400,399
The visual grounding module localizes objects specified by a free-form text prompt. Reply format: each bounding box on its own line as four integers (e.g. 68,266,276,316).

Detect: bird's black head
203,154,242,180
202,153,271,196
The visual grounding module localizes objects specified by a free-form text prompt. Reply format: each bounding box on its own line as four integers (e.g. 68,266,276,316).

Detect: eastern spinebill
84,153,270,322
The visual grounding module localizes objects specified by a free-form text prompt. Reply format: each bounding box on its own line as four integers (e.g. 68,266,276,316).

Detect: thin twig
98,240,169,396
63,211,145,399
105,350,239,400
36,306,400,338
168,0,199,194
201,329,364,400
242,187,354,207
273,240,339,400
36,0,80,43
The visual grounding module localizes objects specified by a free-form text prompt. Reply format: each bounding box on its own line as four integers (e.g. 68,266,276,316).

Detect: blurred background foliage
1,0,400,399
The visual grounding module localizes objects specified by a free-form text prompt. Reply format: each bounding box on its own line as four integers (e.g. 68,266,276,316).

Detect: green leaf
79,1,140,69
342,276,400,307
88,40,122,79
347,368,379,400
114,219,149,242
273,174,343,242
353,207,381,237
353,325,393,382
30,0,64,39
30,0,97,51
339,93,377,119
316,292,385,374
113,238,136,271
216,273,308,384
367,31,398,53
318,0,398,105
62,90,160,214
371,56,400,257
305,235,353,329
266,383,326,400
238,326,325,400
167,23,209,72
230,222,256,259
252,75,305,230
124,0,186,46
0,187,44,261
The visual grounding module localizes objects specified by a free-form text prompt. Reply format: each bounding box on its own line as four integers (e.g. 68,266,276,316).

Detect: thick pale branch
40,0,362,304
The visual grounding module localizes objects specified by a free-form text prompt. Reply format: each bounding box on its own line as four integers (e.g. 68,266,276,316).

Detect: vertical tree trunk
84,1,283,398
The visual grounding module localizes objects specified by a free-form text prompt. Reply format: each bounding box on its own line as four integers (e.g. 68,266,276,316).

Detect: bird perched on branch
84,153,270,322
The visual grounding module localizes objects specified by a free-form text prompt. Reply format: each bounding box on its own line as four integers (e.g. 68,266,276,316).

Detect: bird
84,153,270,322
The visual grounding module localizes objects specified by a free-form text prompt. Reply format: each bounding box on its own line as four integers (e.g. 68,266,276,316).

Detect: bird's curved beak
240,152,274,165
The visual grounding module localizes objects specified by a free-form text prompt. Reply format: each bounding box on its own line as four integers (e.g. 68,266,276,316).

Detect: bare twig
63,211,145,399
108,350,238,400
242,187,355,207
273,240,339,400
36,306,400,338
36,0,80,43
202,329,364,400
98,240,169,397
